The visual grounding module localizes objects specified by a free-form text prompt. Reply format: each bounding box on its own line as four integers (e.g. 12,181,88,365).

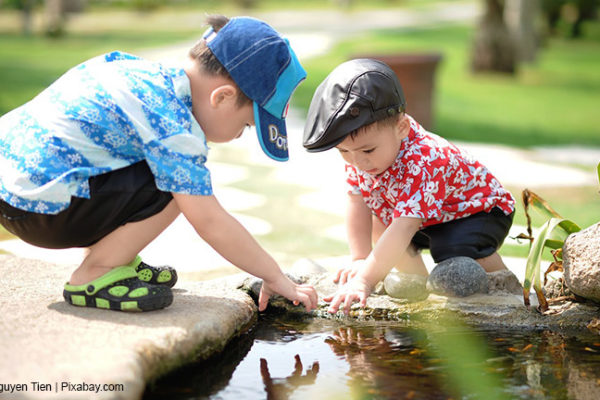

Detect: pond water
144,313,600,400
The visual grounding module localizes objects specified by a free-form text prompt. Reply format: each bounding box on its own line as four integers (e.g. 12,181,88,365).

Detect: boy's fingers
323,294,334,302
341,270,351,285
333,268,342,283
306,285,319,306
327,295,343,314
294,285,317,311
343,295,355,315
359,293,368,307
297,293,312,311
258,288,270,311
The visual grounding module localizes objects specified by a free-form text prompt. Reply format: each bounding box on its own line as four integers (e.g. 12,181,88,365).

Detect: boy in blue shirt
0,15,318,313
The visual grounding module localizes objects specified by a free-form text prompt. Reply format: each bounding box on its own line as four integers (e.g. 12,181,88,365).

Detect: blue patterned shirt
0,51,212,214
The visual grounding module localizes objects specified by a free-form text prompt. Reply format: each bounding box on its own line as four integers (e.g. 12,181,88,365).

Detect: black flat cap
303,58,406,152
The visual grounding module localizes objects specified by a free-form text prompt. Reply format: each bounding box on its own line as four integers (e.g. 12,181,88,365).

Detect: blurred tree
567,0,597,38
472,0,517,74
505,0,541,62
542,0,566,35
44,0,86,37
233,0,258,9
2,0,39,35
45,0,65,36
21,0,35,35
541,0,598,38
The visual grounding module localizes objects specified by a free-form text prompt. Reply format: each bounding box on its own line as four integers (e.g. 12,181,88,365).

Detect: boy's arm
325,216,422,314
173,193,318,311
347,193,372,260
335,193,372,284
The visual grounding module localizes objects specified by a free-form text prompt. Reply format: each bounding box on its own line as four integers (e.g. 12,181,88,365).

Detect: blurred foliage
294,23,600,148
1,0,42,9
0,0,470,12
542,0,599,38
0,29,200,114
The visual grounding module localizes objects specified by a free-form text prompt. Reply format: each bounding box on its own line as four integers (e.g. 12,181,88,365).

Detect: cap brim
254,102,289,162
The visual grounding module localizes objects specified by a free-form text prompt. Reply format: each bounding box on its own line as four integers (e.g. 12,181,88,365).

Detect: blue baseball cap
203,17,306,161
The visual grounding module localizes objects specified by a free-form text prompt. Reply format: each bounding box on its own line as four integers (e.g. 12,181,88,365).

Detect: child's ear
394,113,410,139
209,84,237,108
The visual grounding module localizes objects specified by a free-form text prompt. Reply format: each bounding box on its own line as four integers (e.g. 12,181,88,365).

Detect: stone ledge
242,272,600,332
0,255,256,400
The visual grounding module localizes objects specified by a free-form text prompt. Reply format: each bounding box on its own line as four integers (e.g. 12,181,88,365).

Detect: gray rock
426,256,488,297
487,269,523,295
241,272,310,299
383,271,429,302
563,222,600,303
0,255,256,400
239,273,317,313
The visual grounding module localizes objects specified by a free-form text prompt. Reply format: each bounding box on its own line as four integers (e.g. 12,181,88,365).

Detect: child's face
336,117,408,176
200,100,255,144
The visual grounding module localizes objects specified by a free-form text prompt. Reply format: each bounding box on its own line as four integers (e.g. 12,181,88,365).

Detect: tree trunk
45,0,65,37
21,0,35,36
471,0,517,74
505,0,541,62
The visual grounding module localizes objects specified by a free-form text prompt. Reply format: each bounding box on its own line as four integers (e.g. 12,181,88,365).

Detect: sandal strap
64,266,138,295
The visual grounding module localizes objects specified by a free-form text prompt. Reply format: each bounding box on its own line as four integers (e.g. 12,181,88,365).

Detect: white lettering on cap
268,124,288,151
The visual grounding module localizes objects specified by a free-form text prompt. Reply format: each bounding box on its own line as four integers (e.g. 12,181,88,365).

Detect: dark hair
188,15,252,108
349,112,403,139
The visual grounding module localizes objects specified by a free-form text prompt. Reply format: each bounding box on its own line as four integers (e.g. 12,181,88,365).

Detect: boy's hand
323,276,373,315
258,274,318,312
333,259,367,285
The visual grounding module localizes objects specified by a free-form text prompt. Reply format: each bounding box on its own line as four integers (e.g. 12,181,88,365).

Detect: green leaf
523,218,581,298
523,190,562,221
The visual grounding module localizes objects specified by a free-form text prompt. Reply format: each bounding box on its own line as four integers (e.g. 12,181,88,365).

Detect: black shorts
411,207,514,263
0,161,172,249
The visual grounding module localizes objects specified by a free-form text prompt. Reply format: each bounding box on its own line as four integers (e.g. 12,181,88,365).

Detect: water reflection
324,326,446,399
260,355,319,399
144,314,600,400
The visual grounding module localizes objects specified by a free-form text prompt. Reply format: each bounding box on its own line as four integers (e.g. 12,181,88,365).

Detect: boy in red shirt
303,59,515,314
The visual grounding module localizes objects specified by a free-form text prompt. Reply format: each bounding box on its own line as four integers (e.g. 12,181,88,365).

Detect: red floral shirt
346,116,515,228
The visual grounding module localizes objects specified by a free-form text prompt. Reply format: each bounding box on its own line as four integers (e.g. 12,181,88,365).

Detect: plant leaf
523,218,581,309
522,189,562,221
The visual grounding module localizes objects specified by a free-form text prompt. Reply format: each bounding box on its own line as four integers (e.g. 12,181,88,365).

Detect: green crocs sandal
63,262,173,312
132,255,178,288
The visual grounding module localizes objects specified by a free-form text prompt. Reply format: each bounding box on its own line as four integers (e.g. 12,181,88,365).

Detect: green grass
0,30,200,115
292,22,600,148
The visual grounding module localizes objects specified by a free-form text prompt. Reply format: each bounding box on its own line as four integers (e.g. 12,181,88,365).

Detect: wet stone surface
240,269,600,332
383,271,429,301
426,256,489,297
